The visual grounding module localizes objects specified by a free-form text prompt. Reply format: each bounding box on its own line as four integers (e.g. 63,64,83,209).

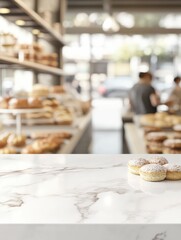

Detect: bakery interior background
0,0,180,154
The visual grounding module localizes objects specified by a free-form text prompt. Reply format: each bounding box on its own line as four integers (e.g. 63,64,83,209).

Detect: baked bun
144,126,162,135
173,124,181,133
8,134,26,147
30,84,49,97
146,141,163,153
21,145,41,154
146,132,167,142
164,164,181,180
30,132,72,140
163,148,181,154
42,99,59,108
0,132,11,148
155,112,168,119
8,98,29,109
31,137,62,153
149,156,168,165
0,147,17,154
140,164,166,182
128,158,150,175
28,97,42,108
163,139,181,149
50,85,66,94
0,97,9,109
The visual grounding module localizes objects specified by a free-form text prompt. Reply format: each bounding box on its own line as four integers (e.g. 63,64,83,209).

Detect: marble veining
0,154,180,224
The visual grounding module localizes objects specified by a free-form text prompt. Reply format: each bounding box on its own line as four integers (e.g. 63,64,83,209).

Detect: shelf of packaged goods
0,55,64,76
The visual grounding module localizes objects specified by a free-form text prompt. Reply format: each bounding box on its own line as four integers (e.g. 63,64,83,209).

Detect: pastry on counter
7,134,26,147
163,148,181,154
139,164,166,182
148,156,168,165
140,113,181,128
164,139,181,149
8,98,29,109
146,132,168,154
163,139,181,154
128,158,150,175
164,164,181,180
146,132,167,142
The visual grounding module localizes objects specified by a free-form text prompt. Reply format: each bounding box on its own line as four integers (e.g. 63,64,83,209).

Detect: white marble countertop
0,154,181,224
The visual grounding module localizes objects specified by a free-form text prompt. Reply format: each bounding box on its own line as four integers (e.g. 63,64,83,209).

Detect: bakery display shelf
0,108,46,115
2,0,65,45
0,118,55,126
0,108,46,135
0,56,64,76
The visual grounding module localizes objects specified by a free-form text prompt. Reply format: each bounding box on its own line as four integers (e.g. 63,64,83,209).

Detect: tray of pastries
0,130,73,154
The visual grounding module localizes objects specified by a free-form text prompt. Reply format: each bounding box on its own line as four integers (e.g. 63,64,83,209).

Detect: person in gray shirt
129,72,160,115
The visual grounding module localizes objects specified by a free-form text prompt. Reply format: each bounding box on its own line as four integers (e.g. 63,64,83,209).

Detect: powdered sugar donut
128,158,150,175
164,164,181,180
149,156,168,165
140,164,166,182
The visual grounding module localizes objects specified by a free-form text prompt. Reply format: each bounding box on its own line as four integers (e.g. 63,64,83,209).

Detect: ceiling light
0,8,10,14
15,20,25,26
102,15,120,32
32,29,40,35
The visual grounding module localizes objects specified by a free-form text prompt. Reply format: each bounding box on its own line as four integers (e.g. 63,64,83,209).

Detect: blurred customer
167,76,181,114
129,72,160,115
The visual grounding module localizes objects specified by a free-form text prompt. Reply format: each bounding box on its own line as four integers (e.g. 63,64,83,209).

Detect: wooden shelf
1,0,65,46
0,56,64,76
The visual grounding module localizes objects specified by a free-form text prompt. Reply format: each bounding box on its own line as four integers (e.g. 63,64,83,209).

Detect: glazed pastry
149,156,168,165
128,158,150,175
8,134,26,147
164,164,181,180
140,164,166,182
8,98,29,109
